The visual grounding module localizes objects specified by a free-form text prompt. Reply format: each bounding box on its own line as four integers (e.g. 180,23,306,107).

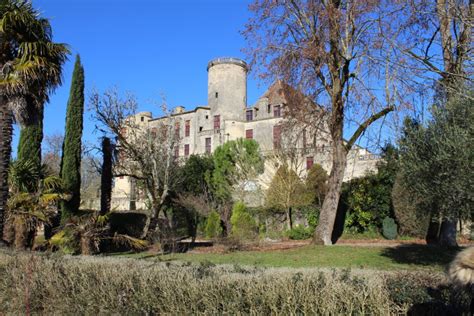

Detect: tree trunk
100,137,113,216
286,207,293,230
0,97,13,245
438,218,458,247
313,141,347,245
425,215,441,244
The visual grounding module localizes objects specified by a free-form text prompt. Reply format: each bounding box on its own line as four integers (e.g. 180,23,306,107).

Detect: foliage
204,210,222,239
180,154,214,196
60,55,85,221
4,159,66,248
305,164,328,208
301,205,319,229
286,225,312,240
382,217,397,240
392,174,430,237
16,107,43,178
1,250,470,314
207,138,264,202
342,175,390,233
90,89,181,240
398,96,474,224
230,202,257,240
266,165,312,212
0,0,69,240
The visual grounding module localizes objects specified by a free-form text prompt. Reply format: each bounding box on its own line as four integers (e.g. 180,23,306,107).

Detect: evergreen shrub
230,202,257,240
382,217,397,240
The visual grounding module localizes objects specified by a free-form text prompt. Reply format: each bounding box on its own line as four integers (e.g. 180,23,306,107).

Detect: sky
16,0,267,152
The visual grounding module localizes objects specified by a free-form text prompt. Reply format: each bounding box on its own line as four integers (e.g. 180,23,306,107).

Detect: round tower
207,57,248,121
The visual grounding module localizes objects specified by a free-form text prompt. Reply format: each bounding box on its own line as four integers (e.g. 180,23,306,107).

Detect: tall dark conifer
60,55,84,221
100,137,113,216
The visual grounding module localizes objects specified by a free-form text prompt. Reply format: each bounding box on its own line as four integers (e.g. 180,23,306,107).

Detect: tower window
213,115,220,129
246,109,253,121
205,137,212,154
267,104,271,113
215,92,218,98
274,105,281,117
245,129,253,139
141,116,144,122
199,126,203,132
184,144,190,156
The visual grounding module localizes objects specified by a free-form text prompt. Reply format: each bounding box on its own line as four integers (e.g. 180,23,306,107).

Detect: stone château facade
111,57,379,210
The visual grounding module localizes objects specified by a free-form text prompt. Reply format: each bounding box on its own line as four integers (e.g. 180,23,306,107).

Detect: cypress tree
60,55,85,221
100,137,113,216
16,97,44,184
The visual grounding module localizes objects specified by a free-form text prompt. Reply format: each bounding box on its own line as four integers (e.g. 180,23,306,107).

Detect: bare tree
244,0,403,244
42,133,64,175
90,88,181,241
264,120,312,229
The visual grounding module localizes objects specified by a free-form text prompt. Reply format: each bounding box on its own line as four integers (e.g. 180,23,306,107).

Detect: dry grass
0,249,470,315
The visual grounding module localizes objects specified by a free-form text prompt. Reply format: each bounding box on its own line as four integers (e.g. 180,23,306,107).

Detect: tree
3,159,65,249
0,0,69,242
207,138,264,233
60,55,85,221
43,133,64,176
390,0,473,245
99,137,113,216
398,96,473,246
244,0,401,244
90,89,181,241
266,165,311,230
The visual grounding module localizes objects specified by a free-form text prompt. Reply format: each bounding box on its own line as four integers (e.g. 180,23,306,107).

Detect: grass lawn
117,244,462,271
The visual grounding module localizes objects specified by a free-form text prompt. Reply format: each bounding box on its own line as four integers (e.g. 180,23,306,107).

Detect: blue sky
17,0,267,151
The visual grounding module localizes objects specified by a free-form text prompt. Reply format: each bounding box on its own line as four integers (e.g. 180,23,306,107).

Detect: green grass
117,244,461,271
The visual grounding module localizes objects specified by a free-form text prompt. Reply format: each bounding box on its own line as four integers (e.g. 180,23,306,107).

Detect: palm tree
3,159,65,249
0,0,69,242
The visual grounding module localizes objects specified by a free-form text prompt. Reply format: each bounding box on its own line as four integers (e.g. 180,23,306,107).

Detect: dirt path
186,238,473,254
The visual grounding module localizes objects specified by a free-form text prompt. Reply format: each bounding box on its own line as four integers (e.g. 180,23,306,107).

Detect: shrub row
0,250,470,315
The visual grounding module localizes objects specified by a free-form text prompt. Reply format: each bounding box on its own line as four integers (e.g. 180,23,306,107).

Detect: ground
116,238,473,271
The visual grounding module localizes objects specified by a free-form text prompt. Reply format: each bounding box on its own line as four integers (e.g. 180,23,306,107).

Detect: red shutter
306,156,314,170
185,120,190,137
273,125,281,149
213,115,220,129
184,144,190,156
245,129,253,139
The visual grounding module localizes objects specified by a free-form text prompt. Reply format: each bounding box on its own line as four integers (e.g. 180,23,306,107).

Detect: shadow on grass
380,244,461,268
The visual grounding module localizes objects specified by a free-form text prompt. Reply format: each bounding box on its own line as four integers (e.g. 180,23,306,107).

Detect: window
174,122,180,137
185,120,190,137
267,104,271,113
245,129,253,139
215,92,218,98
274,105,281,117
174,146,179,158
306,156,314,170
213,115,220,129
205,137,212,154
199,126,203,132
273,125,281,149
184,144,190,156
140,116,144,122
246,109,253,121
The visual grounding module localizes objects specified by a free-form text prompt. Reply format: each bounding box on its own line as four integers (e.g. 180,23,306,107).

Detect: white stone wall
110,58,380,211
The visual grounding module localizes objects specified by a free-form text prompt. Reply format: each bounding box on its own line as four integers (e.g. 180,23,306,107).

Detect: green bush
204,211,222,239
286,225,313,240
382,217,397,240
230,202,257,240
